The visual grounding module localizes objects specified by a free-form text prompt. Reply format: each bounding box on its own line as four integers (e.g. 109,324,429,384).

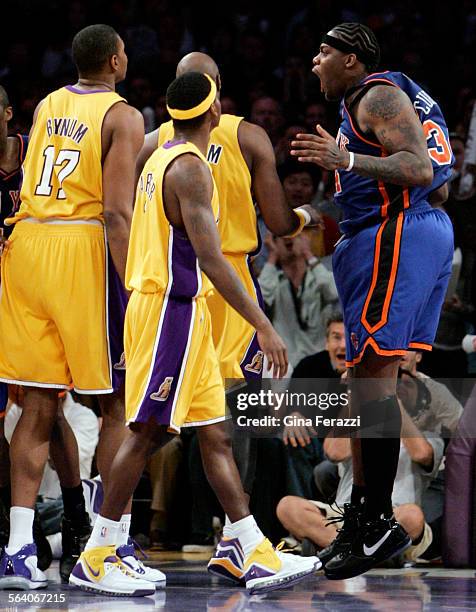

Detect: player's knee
198,422,232,452
276,496,303,527
395,503,425,539
99,393,125,421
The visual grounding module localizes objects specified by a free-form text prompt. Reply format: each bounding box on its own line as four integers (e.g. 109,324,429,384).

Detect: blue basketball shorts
332,206,454,366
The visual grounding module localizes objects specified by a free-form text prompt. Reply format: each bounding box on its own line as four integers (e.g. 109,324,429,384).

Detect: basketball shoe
318,503,363,567
69,545,155,596
0,543,48,590
325,516,411,580
209,537,320,593
117,538,166,586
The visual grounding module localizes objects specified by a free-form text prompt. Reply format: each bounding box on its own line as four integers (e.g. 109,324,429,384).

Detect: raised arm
292,85,434,187
102,102,144,285
170,154,288,377
239,121,321,235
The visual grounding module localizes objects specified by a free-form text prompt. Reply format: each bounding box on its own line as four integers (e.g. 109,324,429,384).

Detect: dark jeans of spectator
37,498,63,536
420,349,468,399
313,459,339,504
284,439,324,500
250,438,287,544
421,468,445,559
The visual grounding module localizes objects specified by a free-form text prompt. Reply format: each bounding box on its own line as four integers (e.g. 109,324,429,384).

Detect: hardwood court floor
1,550,474,610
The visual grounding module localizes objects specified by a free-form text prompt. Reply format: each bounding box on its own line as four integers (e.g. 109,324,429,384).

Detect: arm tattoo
352,151,428,185
364,86,404,121
352,87,432,186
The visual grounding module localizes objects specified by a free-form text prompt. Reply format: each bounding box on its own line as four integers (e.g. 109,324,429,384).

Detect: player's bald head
176,52,220,84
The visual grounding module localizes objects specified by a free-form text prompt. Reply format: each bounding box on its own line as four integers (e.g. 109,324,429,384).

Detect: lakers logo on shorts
244,350,264,375
150,377,174,401
113,352,126,370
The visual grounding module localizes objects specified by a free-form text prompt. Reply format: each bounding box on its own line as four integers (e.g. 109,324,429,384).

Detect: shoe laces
275,540,294,554
128,538,148,561
325,503,361,537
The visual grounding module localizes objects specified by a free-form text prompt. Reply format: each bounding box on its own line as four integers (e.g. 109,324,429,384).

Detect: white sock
223,515,233,539
229,515,264,557
117,514,131,548
85,515,120,550
6,507,34,554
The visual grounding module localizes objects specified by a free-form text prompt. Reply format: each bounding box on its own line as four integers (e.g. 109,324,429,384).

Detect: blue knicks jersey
335,71,453,234
0,134,28,236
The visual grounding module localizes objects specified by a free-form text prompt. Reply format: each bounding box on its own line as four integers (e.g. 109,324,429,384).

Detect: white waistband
20,217,103,227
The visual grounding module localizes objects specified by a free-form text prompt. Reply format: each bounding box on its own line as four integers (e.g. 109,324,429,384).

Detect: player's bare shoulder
103,101,143,134
238,119,274,168
167,152,212,201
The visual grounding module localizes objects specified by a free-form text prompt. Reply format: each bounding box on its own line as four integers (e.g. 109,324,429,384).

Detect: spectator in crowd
282,313,345,500
250,96,285,148
259,230,338,369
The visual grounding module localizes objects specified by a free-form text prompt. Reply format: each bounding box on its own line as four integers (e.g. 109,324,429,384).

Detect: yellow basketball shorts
125,290,226,433
207,254,264,382
0,220,127,393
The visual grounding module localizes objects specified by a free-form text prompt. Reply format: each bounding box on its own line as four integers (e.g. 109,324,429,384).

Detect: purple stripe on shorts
107,248,128,391
170,227,200,298
240,257,264,380
133,297,194,426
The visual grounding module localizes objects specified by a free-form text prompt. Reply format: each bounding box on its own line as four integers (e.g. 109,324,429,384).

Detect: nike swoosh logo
85,560,100,578
363,530,392,556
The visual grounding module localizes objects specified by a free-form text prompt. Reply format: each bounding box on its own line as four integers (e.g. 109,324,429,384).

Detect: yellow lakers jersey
158,114,257,255
126,140,219,298
10,86,125,224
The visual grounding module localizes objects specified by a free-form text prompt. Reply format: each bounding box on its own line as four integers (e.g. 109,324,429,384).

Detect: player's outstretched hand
257,323,288,379
290,124,350,171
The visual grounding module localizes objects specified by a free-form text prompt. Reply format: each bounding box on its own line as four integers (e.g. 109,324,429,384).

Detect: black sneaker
319,504,363,567
324,516,411,580
59,513,91,583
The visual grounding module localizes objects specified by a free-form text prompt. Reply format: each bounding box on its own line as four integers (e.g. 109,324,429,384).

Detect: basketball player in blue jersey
291,22,454,579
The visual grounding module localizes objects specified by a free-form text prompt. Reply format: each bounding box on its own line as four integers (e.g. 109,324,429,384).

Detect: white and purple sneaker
117,539,166,587
0,543,48,590
208,537,246,585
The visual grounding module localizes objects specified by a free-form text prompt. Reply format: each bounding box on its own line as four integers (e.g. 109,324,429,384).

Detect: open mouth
336,352,346,361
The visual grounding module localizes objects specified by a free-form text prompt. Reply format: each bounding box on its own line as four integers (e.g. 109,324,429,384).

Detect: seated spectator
275,124,307,165
259,230,338,369
277,358,463,565
282,313,345,500
250,96,284,148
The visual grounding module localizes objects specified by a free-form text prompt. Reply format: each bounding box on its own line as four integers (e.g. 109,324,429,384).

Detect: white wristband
295,207,312,226
345,151,355,172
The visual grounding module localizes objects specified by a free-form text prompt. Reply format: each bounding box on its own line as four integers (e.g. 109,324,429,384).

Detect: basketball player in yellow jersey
0,25,147,591
137,53,321,385
135,52,322,583
72,72,320,597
